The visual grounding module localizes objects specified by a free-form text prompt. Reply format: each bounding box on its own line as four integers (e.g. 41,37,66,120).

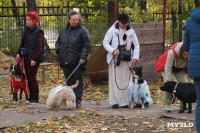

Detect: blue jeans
194,78,200,133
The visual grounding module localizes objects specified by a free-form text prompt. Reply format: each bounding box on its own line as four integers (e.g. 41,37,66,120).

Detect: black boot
25,95,29,103
28,96,39,104
76,100,81,108
112,104,118,108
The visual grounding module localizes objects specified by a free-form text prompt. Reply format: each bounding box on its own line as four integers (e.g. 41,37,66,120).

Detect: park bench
39,62,59,83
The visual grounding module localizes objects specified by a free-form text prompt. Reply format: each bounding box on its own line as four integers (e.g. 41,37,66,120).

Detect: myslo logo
167,122,193,128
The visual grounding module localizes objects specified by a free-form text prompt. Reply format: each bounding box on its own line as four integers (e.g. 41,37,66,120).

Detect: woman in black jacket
55,10,91,108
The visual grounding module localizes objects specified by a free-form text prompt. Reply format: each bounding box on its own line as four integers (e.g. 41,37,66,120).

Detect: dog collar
173,82,179,93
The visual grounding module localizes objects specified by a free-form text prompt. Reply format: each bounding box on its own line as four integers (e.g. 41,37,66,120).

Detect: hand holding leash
112,49,119,56
131,59,137,67
16,54,20,60
79,59,85,64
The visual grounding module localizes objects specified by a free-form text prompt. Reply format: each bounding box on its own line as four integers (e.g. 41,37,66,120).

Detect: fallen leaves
0,110,196,133
76,110,87,114
0,64,196,133
0,51,15,73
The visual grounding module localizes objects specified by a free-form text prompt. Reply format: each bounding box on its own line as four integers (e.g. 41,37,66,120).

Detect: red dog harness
10,76,29,95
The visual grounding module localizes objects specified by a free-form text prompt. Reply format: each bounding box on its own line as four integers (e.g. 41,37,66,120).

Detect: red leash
113,56,131,90
16,57,27,82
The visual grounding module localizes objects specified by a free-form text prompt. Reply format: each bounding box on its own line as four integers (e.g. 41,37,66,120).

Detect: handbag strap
117,33,131,50
113,56,131,90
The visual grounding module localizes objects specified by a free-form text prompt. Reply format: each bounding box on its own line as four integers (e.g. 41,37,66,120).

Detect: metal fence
0,1,195,54
0,2,107,54
152,1,194,47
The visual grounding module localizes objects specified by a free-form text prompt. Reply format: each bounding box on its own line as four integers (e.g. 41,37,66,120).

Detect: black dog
10,63,29,102
160,81,196,113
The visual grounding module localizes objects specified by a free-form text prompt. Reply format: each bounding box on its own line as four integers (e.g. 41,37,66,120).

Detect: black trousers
62,64,84,102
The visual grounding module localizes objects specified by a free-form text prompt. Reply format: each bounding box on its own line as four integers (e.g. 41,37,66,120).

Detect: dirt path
0,101,195,129
0,77,197,132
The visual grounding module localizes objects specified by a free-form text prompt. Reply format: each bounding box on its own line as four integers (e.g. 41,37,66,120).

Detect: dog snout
11,70,15,75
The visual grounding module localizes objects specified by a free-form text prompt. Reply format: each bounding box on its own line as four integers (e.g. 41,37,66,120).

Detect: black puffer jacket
55,25,91,69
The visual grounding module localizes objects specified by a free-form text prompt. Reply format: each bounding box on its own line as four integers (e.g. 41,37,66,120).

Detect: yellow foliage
6,47,10,52
48,123,53,127
76,110,86,114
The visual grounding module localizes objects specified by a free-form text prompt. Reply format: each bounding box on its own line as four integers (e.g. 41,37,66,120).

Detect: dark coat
55,25,91,70
19,26,44,64
183,7,200,78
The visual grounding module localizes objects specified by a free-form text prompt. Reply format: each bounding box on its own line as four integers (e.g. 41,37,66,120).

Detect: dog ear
10,63,13,71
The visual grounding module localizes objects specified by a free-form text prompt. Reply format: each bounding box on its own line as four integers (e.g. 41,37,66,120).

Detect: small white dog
46,80,79,110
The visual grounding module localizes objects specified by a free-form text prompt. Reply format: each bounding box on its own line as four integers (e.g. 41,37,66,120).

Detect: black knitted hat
117,13,129,24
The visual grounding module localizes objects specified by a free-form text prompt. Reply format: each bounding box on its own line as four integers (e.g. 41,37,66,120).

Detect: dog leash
113,56,131,90
65,63,81,84
16,57,28,88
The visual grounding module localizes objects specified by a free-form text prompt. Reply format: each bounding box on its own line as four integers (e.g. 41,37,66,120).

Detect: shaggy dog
128,67,153,109
160,81,196,113
10,63,29,102
46,80,79,110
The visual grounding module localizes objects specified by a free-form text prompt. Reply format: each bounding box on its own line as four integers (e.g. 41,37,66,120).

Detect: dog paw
142,104,145,110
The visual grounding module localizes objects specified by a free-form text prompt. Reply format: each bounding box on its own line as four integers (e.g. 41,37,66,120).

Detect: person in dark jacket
55,10,91,108
16,11,44,104
183,7,200,133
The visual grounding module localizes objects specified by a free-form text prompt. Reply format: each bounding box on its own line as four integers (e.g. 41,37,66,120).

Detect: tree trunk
178,0,182,42
25,0,55,62
26,0,37,12
194,0,200,8
137,0,147,23
108,1,115,28
11,0,21,25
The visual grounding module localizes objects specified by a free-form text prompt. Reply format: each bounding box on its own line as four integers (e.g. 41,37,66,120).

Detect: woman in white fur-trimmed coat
103,13,140,108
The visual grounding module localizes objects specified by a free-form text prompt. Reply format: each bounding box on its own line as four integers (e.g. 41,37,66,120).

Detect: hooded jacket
55,25,91,69
164,42,187,82
183,7,200,78
103,21,140,65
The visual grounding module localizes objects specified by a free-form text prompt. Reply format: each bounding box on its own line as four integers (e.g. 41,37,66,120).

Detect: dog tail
70,80,79,89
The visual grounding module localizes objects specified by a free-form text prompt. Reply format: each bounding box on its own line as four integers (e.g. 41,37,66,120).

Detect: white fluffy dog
46,81,79,110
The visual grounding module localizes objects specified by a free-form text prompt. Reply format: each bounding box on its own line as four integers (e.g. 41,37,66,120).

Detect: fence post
115,0,119,21
22,2,25,34
163,0,167,53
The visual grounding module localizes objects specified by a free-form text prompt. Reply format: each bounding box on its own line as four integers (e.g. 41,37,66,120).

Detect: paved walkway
0,102,195,129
